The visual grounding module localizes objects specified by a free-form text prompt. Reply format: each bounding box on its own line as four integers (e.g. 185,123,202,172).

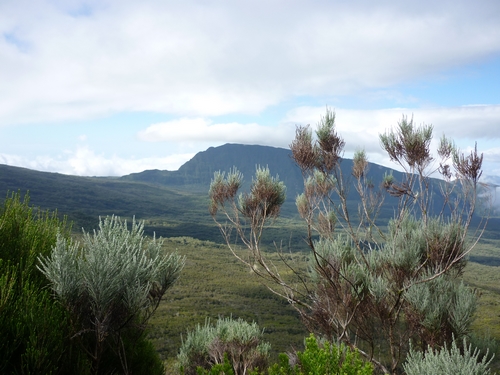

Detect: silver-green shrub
39,215,185,374
178,317,270,375
404,337,493,375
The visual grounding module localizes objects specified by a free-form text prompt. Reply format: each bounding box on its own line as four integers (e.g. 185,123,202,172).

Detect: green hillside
0,163,214,237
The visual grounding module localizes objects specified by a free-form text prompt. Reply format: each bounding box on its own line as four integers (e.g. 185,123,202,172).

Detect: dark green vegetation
0,192,79,374
0,193,176,374
0,163,211,236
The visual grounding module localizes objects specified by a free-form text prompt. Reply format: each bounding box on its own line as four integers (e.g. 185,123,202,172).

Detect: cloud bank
138,104,500,159
1,0,500,125
1,0,499,178
0,146,195,176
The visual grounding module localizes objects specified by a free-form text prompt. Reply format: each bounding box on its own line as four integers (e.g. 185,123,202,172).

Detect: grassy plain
465,238,500,340
148,232,500,371
147,237,308,370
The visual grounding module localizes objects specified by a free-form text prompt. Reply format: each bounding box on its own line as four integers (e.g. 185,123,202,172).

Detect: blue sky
0,0,499,182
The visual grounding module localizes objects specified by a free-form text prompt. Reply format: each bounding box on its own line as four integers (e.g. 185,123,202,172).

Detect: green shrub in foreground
195,354,237,375
268,334,373,375
0,192,88,374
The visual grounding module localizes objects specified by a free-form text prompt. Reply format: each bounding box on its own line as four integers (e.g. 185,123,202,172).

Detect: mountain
0,143,496,243
122,144,304,195
121,143,405,200
121,143,423,221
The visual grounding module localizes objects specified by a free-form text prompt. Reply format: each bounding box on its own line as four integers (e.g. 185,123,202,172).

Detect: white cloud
134,104,500,177
285,104,500,143
139,105,500,151
0,146,194,176
1,0,500,124
2,103,498,178
137,117,295,148
484,147,500,163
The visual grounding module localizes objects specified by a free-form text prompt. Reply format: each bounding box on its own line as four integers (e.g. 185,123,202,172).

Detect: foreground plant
0,192,82,374
403,336,493,375
209,109,491,374
39,215,185,375
178,316,270,375
269,334,373,375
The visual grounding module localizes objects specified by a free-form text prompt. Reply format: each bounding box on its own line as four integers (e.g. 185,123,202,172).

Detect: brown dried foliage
290,126,318,171
454,142,483,184
352,154,368,179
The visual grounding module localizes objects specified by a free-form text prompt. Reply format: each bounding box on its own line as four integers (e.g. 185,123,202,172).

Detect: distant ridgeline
0,144,495,243
122,143,407,199
121,144,305,195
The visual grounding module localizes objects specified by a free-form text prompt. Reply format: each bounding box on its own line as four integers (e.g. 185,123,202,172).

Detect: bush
403,337,494,375
97,330,166,375
268,334,373,375
39,215,184,374
0,192,88,374
209,110,489,373
178,317,271,375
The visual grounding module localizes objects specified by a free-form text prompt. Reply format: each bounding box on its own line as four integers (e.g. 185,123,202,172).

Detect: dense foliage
268,334,373,375
0,192,84,374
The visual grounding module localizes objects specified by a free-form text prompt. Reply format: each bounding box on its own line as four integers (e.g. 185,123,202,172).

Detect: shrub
178,317,270,375
210,110,489,373
268,334,373,375
39,215,185,374
0,192,87,374
403,336,494,375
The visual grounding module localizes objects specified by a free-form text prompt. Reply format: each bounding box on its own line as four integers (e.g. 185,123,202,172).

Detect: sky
1,0,500,185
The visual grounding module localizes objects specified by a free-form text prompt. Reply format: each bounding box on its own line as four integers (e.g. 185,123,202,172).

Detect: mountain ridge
122,144,304,195
0,143,496,242
121,143,408,201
